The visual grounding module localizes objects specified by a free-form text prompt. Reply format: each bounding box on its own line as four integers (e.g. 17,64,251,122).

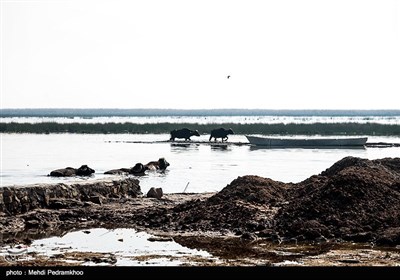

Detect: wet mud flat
1,156,400,266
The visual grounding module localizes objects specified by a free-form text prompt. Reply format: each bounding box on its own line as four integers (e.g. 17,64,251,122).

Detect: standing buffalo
170,128,200,141
49,165,95,177
209,128,234,142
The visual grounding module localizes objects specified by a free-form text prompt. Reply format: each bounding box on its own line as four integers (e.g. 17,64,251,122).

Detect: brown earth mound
275,157,400,245
140,156,400,245
135,176,289,235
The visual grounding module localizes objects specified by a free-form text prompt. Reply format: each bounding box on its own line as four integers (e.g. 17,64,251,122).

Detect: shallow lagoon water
0,228,215,266
1,133,399,194
1,132,400,266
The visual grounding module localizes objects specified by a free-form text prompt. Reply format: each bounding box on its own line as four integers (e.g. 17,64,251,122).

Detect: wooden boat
245,135,368,147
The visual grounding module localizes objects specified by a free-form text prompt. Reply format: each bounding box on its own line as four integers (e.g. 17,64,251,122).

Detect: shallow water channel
0,228,217,266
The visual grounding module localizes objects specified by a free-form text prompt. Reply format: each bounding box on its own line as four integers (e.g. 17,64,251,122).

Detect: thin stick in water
183,182,190,193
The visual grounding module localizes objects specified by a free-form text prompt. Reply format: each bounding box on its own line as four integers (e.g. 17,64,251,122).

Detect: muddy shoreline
1,156,400,266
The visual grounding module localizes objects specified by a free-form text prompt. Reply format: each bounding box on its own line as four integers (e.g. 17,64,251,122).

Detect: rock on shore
0,178,142,215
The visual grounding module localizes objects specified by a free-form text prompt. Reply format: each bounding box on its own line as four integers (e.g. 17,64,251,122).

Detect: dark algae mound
276,157,400,245
138,176,289,235
142,156,400,245
210,175,289,204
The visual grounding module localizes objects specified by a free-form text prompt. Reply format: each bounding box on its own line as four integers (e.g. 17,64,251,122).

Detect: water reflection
0,228,215,266
170,143,199,153
210,144,230,151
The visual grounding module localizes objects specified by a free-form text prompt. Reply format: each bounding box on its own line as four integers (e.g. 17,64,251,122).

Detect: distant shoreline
2,108,400,117
1,122,400,136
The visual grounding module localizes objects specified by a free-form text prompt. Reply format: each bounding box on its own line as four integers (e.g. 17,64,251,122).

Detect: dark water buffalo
170,128,200,141
209,128,234,142
145,158,170,171
49,165,95,177
104,163,148,176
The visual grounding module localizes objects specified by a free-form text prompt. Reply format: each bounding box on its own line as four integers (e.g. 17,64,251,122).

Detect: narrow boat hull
246,136,368,147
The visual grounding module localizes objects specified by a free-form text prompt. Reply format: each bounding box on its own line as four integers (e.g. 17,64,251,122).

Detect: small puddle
0,228,218,266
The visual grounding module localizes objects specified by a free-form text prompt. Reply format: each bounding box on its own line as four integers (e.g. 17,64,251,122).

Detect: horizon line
2,108,400,111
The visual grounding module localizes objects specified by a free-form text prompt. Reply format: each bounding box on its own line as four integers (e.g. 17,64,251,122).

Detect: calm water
1,133,400,194
2,115,400,124
0,228,214,266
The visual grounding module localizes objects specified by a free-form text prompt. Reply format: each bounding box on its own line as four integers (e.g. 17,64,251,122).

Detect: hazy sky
1,0,399,109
